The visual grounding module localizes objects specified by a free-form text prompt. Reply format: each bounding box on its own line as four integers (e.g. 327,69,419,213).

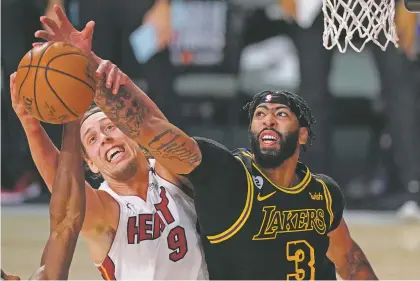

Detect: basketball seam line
18,51,95,92
18,65,96,92
19,50,95,122
42,51,95,119
33,43,55,121
45,51,95,92
17,49,34,104
44,66,79,118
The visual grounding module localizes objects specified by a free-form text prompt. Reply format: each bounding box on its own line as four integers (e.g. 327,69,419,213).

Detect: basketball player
3,76,85,280
11,11,207,281
35,5,378,280
10,84,208,280
10,83,208,280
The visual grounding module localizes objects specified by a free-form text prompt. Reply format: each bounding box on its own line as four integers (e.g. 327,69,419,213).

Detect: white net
322,0,399,52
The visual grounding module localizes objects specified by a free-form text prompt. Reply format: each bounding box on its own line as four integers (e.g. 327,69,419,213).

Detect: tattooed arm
33,4,201,175
327,219,378,280
91,58,202,175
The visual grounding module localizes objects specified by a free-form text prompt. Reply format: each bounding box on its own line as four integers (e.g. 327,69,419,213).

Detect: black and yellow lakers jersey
200,148,345,280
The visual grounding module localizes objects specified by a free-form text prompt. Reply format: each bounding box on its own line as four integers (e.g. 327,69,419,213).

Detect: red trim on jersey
98,255,117,280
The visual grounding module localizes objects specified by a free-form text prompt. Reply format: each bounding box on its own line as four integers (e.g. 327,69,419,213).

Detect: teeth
107,147,124,161
262,136,276,141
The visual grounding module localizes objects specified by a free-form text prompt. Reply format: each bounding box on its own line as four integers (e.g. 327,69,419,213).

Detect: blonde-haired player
10,6,208,280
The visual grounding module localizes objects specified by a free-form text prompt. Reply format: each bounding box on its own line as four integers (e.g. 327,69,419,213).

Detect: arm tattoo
94,78,201,168
338,241,378,280
94,78,149,139
137,144,153,159
147,129,202,167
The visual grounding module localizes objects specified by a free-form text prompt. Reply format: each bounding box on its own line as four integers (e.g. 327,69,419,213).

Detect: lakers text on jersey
203,149,343,280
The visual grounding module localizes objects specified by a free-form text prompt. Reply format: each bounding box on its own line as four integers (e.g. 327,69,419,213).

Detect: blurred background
1,0,420,279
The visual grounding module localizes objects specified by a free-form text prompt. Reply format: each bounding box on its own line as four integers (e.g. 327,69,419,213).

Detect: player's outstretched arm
10,72,115,236
36,120,85,280
327,219,378,280
92,57,202,175
9,72,59,191
34,5,202,175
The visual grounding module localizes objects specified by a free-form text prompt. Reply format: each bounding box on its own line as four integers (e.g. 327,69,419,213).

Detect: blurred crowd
1,0,420,214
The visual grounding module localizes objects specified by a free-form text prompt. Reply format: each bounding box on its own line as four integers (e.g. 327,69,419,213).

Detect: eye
105,124,115,131
255,111,265,117
88,136,97,144
277,112,288,117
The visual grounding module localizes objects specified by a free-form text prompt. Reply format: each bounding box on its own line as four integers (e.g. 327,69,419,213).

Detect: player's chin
258,145,282,157
112,159,138,181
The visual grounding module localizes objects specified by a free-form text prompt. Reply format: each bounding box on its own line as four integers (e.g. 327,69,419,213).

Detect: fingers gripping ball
15,42,96,124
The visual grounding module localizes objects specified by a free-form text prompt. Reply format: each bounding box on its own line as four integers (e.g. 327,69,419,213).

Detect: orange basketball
15,42,96,124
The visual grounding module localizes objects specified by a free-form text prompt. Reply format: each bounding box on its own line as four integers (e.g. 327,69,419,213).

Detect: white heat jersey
96,159,208,280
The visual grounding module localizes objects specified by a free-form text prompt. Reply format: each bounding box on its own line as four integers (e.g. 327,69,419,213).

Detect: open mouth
259,131,280,145
106,146,126,163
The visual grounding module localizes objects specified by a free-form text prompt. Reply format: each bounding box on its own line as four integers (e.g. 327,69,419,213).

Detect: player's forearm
37,232,79,280
42,230,79,280
24,125,60,191
49,121,85,231
93,77,201,174
40,122,88,281
335,240,378,280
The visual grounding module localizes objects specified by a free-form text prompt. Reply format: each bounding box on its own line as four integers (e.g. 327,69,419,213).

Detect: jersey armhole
206,156,254,244
316,178,335,231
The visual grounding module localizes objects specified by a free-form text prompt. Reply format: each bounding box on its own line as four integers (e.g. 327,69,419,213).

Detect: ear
86,158,99,174
298,127,308,145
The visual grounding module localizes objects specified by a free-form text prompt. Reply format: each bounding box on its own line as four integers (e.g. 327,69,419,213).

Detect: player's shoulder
191,137,253,173
192,136,232,153
312,173,340,187
312,173,343,197
231,147,251,156
313,174,346,231
192,136,250,158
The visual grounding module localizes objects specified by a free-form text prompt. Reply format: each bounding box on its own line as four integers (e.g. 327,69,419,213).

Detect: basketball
15,42,96,124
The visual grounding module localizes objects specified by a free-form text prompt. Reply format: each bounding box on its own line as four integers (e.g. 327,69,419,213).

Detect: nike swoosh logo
257,191,276,201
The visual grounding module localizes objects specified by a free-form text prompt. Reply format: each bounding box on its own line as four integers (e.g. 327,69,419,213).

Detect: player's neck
106,156,150,200
260,153,300,188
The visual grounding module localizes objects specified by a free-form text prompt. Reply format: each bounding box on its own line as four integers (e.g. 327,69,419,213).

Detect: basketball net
322,0,399,52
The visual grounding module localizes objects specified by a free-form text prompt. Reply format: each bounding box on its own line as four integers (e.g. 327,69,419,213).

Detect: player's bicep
326,218,353,266
327,218,378,279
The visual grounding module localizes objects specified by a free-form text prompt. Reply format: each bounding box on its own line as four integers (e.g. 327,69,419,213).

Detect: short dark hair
243,90,316,150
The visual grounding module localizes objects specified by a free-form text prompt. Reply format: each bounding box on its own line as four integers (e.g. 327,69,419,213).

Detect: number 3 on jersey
286,240,315,280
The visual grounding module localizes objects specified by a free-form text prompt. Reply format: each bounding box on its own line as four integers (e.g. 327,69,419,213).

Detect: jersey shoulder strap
232,148,254,171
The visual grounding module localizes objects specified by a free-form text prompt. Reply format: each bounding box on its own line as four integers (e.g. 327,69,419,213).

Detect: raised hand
10,73,40,132
34,4,95,53
91,52,129,95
